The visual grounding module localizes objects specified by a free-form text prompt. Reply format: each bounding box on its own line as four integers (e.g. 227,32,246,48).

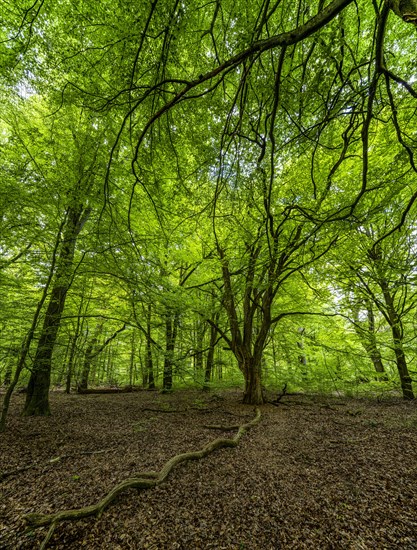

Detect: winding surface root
24,407,261,549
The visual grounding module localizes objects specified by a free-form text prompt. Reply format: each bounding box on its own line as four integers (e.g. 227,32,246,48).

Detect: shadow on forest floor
1,389,417,549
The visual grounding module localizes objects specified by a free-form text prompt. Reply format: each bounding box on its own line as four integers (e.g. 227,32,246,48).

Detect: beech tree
1,0,417,409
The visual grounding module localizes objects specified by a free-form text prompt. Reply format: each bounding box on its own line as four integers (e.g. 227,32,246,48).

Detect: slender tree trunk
163,311,179,390
379,282,414,399
3,359,13,387
352,302,388,380
392,327,414,400
195,320,204,375
365,305,387,379
146,304,155,389
24,204,89,416
297,327,307,377
362,341,387,378
0,220,65,429
129,330,136,387
79,327,102,392
65,334,78,394
355,301,388,380
204,318,218,391
55,337,71,387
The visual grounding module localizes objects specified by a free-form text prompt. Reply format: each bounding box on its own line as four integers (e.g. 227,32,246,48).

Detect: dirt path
1,390,416,549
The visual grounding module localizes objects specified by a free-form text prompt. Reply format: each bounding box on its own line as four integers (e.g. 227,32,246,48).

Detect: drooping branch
24,408,261,549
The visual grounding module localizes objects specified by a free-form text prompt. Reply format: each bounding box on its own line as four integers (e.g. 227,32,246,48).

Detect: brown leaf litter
1,389,416,549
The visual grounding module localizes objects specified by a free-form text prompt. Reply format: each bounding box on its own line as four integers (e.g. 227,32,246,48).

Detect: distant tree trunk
24,203,90,416
297,327,307,377
204,317,218,391
65,295,86,393
194,320,204,376
351,301,388,380
106,341,117,385
78,324,124,391
79,325,103,392
146,304,155,389
163,310,179,390
55,337,71,387
365,304,387,379
129,330,136,387
65,334,78,394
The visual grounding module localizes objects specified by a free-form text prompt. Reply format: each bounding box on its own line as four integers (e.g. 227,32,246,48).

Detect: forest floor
1,388,417,549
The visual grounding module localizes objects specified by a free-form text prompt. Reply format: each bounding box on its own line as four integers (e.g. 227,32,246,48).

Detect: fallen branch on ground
24,408,261,549
269,383,288,406
77,385,143,394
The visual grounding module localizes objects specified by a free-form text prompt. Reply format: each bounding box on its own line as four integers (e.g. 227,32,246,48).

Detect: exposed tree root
24,408,261,549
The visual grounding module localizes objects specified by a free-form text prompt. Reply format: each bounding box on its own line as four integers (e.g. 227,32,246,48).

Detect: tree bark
241,354,264,405
392,327,414,400
387,0,417,23
78,325,102,392
24,203,89,416
163,311,179,390
379,280,414,399
351,302,388,380
146,304,155,389
0,219,65,430
65,334,78,394
204,316,218,391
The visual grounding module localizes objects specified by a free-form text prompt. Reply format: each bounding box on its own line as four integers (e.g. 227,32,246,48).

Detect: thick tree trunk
392,331,414,400
24,204,88,416
0,222,64,429
380,281,414,400
240,354,265,405
24,281,70,415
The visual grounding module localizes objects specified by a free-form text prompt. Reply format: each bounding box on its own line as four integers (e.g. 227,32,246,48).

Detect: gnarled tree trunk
241,354,264,405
